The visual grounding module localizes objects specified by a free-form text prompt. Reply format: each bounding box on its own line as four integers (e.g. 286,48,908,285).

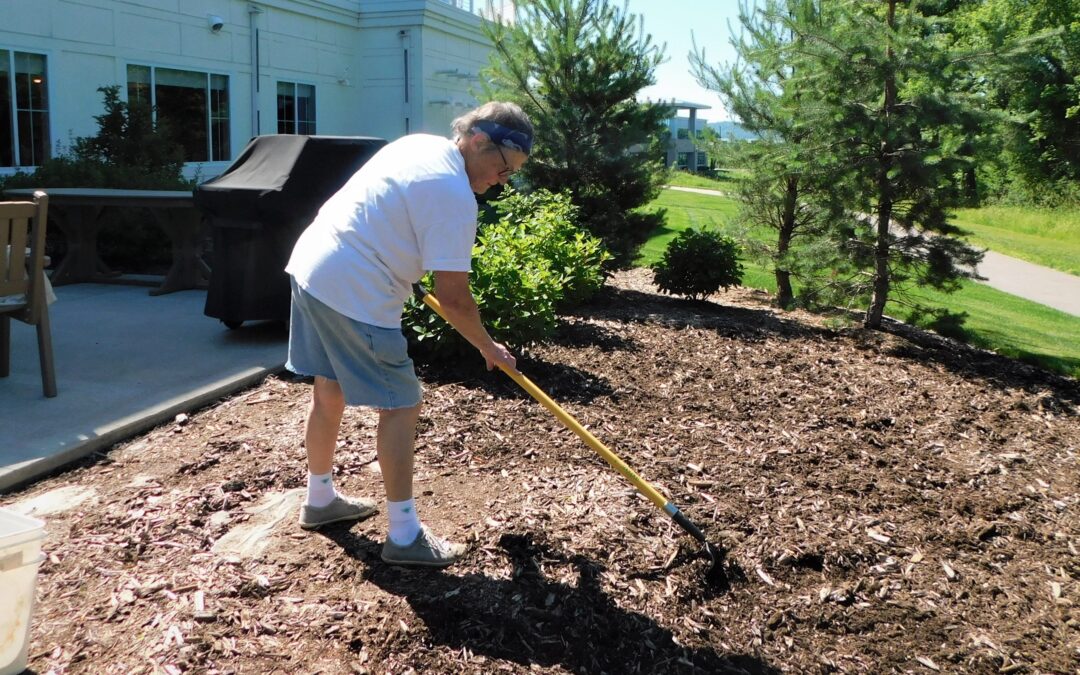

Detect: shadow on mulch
878,317,1080,408
414,280,1076,418
550,313,639,351
414,349,619,408
566,286,820,343
317,529,778,675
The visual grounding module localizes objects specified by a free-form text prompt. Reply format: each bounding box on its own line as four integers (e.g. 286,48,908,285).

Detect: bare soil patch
6,269,1079,674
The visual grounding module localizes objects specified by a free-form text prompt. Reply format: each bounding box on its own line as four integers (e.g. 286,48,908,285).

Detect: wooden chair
1,191,56,397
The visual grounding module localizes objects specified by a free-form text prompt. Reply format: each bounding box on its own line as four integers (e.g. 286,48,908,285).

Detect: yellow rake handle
413,285,729,584
416,289,669,510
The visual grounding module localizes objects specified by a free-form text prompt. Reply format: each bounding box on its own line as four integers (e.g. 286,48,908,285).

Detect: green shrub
489,188,611,306
403,188,611,358
651,227,743,300
0,86,189,192
0,86,191,273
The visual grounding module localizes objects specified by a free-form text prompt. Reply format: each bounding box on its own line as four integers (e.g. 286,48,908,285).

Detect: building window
1,50,50,167
127,64,230,162
277,82,316,135
676,128,689,140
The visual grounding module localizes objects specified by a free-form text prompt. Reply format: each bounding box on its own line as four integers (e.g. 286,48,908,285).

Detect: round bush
651,227,744,300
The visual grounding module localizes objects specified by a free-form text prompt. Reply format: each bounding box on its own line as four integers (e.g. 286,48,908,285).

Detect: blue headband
472,119,533,155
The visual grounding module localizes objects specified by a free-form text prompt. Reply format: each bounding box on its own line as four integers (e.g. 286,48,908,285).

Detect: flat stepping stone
8,486,98,517
211,489,304,559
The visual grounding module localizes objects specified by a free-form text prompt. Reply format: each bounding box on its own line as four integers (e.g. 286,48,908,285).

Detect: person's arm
431,270,517,372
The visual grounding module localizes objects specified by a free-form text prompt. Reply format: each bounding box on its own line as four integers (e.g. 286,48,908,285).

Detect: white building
0,0,514,180
663,100,711,173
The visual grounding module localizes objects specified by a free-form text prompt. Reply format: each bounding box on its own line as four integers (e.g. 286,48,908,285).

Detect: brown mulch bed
4,269,1079,674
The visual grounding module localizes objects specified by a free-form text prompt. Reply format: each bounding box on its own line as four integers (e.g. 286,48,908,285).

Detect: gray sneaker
381,526,468,568
298,494,377,530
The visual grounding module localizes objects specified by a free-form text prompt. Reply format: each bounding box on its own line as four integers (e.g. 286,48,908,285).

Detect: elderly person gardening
285,101,533,568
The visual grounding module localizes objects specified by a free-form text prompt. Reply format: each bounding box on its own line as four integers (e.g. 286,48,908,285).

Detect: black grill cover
194,134,386,325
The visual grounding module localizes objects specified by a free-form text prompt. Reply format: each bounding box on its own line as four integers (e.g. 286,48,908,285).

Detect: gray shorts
286,278,422,409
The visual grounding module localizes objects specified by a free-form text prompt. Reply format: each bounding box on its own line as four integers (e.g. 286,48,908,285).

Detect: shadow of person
318,529,777,674
413,348,618,408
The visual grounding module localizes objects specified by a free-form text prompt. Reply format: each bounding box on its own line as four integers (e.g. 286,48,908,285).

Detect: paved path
667,185,732,197
665,185,1080,316
975,251,1080,316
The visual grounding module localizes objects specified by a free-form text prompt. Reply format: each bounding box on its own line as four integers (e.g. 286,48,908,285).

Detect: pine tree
73,86,185,182
481,0,671,267
785,0,985,327
692,0,830,309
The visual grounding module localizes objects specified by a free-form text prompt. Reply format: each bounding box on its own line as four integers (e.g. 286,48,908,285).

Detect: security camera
208,15,225,33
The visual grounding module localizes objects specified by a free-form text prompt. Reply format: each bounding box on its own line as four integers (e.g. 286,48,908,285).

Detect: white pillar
688,108,698,172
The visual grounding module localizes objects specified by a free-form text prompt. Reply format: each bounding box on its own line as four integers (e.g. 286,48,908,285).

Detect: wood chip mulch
4,269,1079,674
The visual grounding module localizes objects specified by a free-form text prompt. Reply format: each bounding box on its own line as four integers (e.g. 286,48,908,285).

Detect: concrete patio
0,282,287,492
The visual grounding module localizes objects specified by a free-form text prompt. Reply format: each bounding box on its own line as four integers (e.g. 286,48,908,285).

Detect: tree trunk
963,167,978,205
775,270,794,310
865,196,893,328
775,174,798,309
865,0,897,329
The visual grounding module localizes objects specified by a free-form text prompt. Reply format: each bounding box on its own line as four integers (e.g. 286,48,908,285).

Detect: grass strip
636,188,1080,378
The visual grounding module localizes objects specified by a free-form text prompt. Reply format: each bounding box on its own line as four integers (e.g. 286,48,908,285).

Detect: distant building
1,0,515,180
663,100,711,173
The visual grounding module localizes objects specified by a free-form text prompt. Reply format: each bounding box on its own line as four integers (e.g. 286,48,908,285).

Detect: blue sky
624,0,746,120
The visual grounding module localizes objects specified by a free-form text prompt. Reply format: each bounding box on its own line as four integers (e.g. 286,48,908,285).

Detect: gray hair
451,101,534,144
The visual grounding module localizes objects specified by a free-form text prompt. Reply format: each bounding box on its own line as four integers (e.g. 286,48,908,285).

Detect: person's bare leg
298,376,378,527
376,404,421,501
377,403,467,564
306,376,345,475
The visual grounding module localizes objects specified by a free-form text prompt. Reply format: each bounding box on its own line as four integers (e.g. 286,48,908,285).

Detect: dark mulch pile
5,269,1078,674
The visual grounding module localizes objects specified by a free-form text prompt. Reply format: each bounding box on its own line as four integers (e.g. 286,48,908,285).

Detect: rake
412,284,728,584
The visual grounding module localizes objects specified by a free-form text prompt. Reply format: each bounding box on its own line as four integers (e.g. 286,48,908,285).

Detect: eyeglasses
494,144,516,177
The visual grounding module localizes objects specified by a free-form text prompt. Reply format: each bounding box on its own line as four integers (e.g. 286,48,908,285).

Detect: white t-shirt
286,134,478,328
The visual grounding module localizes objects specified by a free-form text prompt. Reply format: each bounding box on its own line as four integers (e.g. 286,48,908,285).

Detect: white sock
387,498,421,546
306,471,337,508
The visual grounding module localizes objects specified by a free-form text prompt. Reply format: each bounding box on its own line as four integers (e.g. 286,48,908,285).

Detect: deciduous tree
953,0,1080,205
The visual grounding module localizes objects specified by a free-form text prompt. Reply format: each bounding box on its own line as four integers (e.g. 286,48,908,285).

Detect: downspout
249,4,264,136
399,29,411,134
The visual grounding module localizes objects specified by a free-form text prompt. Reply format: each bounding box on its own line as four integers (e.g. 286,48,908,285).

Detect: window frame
276,80,317,136
1,48,51,169
126,62,231,163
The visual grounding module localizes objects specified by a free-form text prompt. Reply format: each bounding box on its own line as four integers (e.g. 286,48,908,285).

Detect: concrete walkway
666,185,1080,316
976,251,1080,316
667,185,734,197
0,283,287,492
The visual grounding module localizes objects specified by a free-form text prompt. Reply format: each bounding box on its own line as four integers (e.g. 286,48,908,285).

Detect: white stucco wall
356,1,494,140
0,0,496,179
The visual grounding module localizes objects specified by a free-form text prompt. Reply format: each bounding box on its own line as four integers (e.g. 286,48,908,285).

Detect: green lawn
950,205,1080,276
636,188,1080,378
890,281,1080,378
636,188,740,263
664,170,741,191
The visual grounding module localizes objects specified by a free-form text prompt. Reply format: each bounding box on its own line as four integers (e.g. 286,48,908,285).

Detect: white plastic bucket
0,508,46,675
